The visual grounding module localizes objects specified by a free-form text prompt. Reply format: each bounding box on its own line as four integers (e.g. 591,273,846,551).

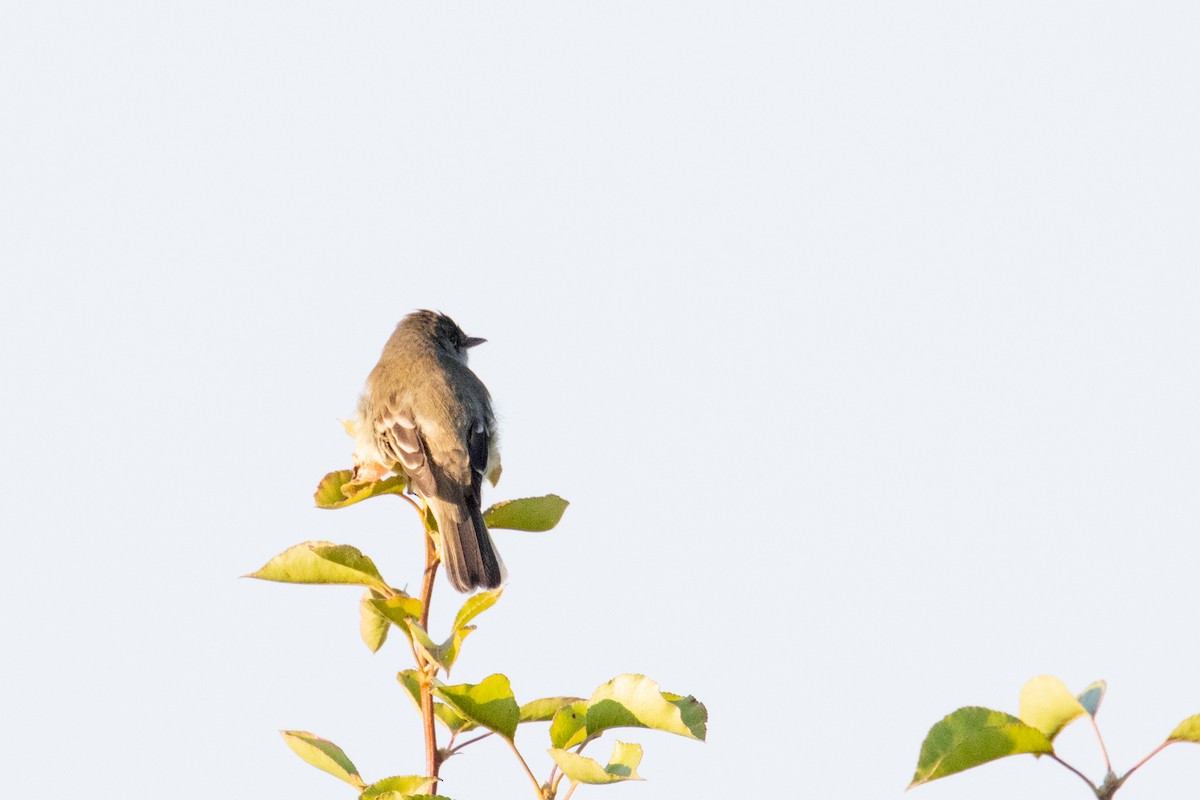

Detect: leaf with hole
550,701,589,749
585,674,707,741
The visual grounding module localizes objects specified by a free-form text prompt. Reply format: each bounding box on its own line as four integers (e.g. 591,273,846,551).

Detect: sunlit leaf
1168,714,1200,743
367,594,424,628
550,701,589,749
359,589,390,653
452,588,503,631
358,775,436,799
397,670,474,733
585,674,707,741
315,470,409,510
483,495,569,531
434,674,520,740
247,542,386,589
280,731,365,788
521,697,586,724
1019,675,1087,742
1077,681,1107,718
399,617,476,675
549,740,644,784
436,627,474,674
909,707,1054,787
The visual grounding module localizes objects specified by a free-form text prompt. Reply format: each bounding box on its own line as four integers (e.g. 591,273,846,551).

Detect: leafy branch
909,675,1200,798
248,458,706,800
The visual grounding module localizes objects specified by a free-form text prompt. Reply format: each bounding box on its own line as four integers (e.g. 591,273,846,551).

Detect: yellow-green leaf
452,588,503,631
483,495,569,531
397,670,474,733
549,701,589,749
521,696,586,724
315,470,409,510
367,594,424,628
1077,680,1107,718
909,707,1054,787
280,730,365,788
434,674,520,740
585,674,707,741
399,620,471,674
549,740,644,784
358,775,435,799
1168,714,1200,743
247,542,386,589
359,590,390,653
1019,675,1087,742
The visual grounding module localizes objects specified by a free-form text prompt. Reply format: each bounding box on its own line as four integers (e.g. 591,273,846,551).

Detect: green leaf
549,740,644,784
550,701,589,749
452,588,503,631
358,776,436,799
483,495,569,531
367,594,424,628
359,590,390,653
909,707,1054,787
1168,714,1200,743
436,626,474,674
280,731,365,788
315,470,410,509
434,674,520,740
401,620,474,674
1077,680,1107,718
247,543,386,589
520,696,586,724
1019,675,1087,742
585,674,707,741
397,670,474,733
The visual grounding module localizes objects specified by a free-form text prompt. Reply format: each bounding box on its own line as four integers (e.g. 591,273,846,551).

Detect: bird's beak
465,336,487,348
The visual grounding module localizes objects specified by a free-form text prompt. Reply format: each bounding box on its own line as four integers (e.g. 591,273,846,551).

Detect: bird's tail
430,496,506,593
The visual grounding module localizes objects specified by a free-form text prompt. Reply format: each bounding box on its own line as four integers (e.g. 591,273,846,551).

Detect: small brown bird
353,311,504,592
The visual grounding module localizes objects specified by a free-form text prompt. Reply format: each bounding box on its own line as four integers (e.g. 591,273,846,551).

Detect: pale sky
3,3,1200,799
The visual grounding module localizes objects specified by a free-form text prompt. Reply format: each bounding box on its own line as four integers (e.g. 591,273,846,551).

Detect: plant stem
418,521,441,790
1090,717,1114,775
1118,741,1173,789
1049,754,1097,795
561,781,578,800
504,736,546,798
449,731,494,755
419,527,437,630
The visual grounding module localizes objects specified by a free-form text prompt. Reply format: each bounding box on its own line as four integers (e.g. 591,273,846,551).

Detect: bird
352,310,504,592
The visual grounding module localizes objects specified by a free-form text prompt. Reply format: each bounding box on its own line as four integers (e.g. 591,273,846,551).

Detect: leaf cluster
249,467,705,799
911,675,1200,798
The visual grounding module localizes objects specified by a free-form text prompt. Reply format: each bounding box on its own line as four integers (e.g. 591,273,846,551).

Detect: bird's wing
466,420,491,506
376,402,438,497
